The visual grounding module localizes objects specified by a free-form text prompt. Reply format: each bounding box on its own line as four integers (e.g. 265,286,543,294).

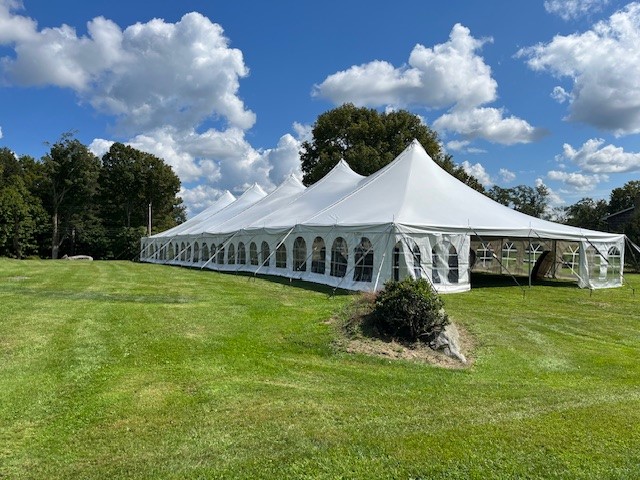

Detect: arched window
448,244,459,284
228,243,236,265
249,242,259,266
353,237,374,282
311,237,326,274
478,242,494,267
293,237,307,272
608,246,621,280
431,245,441,284
330,237,348,278
276,244,287,268
186,244,192,262
501,242,517,271
168,243,175,261
178,242,184,261
393,242,402,281
261,241,270,266
202,243,210,263
237,242,246,265
193,242,200,263
413,244,422,279
217,244,225,264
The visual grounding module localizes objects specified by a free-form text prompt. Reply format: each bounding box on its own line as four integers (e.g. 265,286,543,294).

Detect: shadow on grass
178,265,353,297
469,272,580,290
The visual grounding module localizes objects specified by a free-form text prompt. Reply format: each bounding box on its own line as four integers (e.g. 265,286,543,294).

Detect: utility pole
148,202,152,236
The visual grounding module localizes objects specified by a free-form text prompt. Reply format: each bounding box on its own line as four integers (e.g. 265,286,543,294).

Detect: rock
64,255,94,261
432,323,467,364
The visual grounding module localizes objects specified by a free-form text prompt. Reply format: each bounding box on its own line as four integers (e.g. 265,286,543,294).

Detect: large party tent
141,140,625,293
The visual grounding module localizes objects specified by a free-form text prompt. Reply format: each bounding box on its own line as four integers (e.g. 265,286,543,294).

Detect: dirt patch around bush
330,293,474,369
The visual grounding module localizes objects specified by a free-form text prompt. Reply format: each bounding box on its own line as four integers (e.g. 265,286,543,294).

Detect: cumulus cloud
0,126,3,139
559,138,640,173
434,107,545,145
461,160,493,187
314,24,497,110
519,3,640,135
536,178,566,209
314,23,541,146
544,0,610,20
179,184,227,216
547,170,608,191
499,168,516,183
0,3,306,214
0,9,255,133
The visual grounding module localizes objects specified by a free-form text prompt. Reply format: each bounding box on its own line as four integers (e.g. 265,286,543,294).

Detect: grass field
1,259,639,479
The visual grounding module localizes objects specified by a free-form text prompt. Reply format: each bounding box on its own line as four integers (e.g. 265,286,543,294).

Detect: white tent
142,140,625,292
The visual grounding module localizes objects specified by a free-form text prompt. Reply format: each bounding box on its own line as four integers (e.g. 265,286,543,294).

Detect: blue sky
1,0,640,215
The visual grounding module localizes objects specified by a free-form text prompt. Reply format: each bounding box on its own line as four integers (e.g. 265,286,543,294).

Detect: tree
300,104,485,192
0,149,47,258
563,198,609,230
99,142,184,258
609,180,640,213
487,184,550,218
40,134,101,259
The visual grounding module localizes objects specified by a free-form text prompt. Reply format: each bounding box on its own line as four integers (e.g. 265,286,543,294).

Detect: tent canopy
142,140,625,292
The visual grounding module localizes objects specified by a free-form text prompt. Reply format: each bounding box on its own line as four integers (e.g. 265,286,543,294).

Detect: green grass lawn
1,259,639,479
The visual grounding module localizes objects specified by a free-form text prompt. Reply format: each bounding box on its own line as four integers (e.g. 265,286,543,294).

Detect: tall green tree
487,184,550,219
563,197,609,230
0,149,47,258
40,134,101,259
100,142,184,232
609,180,640,213
300,104,484,192
99,142,184,259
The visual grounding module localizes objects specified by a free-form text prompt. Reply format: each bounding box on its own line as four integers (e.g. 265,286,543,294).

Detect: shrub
372,277,449,342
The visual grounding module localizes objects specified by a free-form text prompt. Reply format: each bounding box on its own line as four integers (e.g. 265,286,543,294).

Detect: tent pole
528,238,532,288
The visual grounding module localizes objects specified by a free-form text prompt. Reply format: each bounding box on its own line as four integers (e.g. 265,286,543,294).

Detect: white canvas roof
178,184,267,236
244,160,365,231
210,174,306,235
302,140,623,243
150,190,236,238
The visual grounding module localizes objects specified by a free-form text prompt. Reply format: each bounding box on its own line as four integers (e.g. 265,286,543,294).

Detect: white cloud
179,184,226,216
314,24,497,110
461,160,493,186
434,107,545,145
1,11,255,133
0,0,37,44
314,23,540,146
547,169,608,191
559,138,640,173
499,168,516,183
536,178,566,212
446,140,470,152
551,86,571,103
260,133,303,186
88,138,114,158
519,3,640,135
544,0,610,20
0,126,3,139
0,4,306,214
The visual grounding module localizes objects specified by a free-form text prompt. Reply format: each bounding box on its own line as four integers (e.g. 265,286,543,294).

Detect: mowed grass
1,259,639,479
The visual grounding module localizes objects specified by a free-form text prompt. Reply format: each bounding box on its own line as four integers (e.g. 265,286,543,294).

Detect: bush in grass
372,277,449,342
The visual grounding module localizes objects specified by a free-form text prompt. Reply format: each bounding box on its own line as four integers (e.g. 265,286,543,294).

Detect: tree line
2,107,638,261
0,133,184,260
